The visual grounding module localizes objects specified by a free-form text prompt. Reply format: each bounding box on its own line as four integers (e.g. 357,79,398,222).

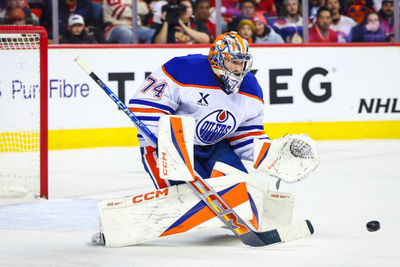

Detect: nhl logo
196,109,236,144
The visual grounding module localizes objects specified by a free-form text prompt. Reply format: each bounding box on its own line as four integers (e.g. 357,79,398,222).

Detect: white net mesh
0,32,42,198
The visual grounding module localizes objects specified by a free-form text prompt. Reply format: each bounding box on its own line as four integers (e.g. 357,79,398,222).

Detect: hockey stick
73,57,157,147
74,56,314,247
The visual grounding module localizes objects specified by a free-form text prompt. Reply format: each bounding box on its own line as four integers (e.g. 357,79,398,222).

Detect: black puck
366,220,380,232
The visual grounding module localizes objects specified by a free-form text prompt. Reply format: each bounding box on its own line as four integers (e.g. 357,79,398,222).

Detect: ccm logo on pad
161,152,168,176
132,188,169,204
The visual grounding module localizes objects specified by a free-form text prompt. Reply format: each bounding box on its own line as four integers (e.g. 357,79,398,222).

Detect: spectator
150,0,167,24
153,0,211,44
347,12,389,42
378,0,394,38
309,7,339,43
207,4,228,34
279,0,301,23
103,0,155,44
237,19,255,43
227,0,256,32
60,14,97,44
326,0,356,43
362,0,376,11
252,11,284,43
254,0,277,16
309,0,324,23
373,0,384,11
209,0,241,19
7,7,26,25
34,1,52,36
346,0,374,24
195,0,216,40
0,0,39,25
57,1,101,36
271,0,304,43
0,1,8,10
39,0,105,43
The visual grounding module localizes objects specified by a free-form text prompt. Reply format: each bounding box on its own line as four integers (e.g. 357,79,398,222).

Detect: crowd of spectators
0,0,397,44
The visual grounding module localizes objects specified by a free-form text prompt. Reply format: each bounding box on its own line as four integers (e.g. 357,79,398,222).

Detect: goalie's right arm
127,67,179,147
253,134,320,183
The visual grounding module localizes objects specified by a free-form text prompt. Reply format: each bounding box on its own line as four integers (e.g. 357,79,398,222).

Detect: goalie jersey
128,54,269,161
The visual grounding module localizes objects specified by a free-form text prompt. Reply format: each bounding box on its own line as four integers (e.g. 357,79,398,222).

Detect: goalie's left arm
228,102,270,162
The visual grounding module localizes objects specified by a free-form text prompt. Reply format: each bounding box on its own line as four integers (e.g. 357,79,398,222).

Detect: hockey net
0,26,48,199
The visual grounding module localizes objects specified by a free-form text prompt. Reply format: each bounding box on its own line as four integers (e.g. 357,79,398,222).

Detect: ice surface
1,140,399,267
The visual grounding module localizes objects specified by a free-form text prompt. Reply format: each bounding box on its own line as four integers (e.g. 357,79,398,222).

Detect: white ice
1,140,400,267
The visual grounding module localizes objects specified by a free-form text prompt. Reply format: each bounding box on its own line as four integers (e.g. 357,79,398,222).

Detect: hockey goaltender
79,32,320,247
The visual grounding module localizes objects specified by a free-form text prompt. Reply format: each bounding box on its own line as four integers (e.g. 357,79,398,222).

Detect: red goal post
0,26,48,199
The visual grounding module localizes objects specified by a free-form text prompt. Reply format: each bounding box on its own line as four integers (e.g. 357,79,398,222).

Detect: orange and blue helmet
208,32,253,94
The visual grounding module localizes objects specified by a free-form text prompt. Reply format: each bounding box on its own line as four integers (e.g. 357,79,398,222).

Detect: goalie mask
208,32,253,94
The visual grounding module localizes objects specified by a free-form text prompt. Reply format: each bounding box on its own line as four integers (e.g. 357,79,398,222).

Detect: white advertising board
48,47,208,130
47,46,399,130
254,46,400,123
2,46,397,132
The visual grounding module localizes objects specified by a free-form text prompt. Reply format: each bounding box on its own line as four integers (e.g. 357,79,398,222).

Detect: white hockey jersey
330,15,356,43
128,54,269,161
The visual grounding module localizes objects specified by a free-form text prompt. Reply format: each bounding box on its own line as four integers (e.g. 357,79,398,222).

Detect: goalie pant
141,139,249,189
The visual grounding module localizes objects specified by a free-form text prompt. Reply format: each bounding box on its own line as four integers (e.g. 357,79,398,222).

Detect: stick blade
253,220,314,246
276,219,314,243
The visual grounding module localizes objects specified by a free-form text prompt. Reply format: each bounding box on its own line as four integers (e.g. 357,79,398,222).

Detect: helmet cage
221,52,253,94
209,32,253,94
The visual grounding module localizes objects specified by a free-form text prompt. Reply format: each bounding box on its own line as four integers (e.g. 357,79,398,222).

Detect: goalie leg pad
240,172,294,232
211,162,294,232
259,190,294,231
141,146,170,189
98,163,295,247
98,174,254,247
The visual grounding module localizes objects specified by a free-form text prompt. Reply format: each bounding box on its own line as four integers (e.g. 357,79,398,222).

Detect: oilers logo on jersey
196,109,237,144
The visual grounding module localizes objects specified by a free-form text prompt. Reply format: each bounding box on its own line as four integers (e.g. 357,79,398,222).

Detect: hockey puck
366,220,380,232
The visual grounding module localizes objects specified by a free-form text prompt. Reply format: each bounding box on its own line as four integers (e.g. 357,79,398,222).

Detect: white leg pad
99,174,254,247
211,162,294,232
99,162,295,247
259,190,294,231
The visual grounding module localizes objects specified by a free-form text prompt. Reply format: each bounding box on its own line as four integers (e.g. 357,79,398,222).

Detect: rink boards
5,44,400,149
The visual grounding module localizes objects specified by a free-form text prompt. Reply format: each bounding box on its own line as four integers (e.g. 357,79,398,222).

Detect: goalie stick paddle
74,57,314,247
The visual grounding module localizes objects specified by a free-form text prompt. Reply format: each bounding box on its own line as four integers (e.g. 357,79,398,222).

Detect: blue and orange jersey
128,54,269,161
